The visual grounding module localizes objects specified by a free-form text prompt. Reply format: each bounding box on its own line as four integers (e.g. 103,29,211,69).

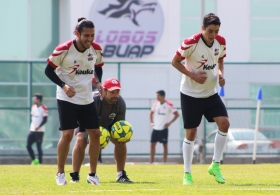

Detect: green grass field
1,164,280,195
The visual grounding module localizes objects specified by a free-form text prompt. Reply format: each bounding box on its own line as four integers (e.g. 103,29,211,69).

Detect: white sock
182,138,194,173
213,130,227,162
117,171,122,178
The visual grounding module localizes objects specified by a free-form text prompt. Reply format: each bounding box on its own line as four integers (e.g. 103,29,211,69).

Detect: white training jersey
30,104,48,132
151,100,178,130
176,33,226,98
47,40,104,105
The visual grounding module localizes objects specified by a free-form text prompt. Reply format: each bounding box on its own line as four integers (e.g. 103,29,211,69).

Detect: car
194,128,280,155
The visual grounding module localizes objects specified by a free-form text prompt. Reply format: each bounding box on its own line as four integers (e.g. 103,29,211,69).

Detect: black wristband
61,82,66,88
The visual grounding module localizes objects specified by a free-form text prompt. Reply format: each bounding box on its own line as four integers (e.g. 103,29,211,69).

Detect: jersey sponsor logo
69,65,80,74
196,59,208,69
75,69,94,75
203,64,216,70
90,0,164,58
68,65,94,75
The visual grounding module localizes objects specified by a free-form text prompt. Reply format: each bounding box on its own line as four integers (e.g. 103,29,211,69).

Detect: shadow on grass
107,181,156,184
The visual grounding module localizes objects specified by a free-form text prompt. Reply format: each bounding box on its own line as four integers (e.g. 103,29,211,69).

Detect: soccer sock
182,138,194,173
213,130,227,162
117,171,123,178
89,173,96,177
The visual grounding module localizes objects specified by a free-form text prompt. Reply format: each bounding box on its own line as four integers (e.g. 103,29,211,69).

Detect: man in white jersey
45,17,104,185
171,13,229,185
150,90,179,163
26,93,48,165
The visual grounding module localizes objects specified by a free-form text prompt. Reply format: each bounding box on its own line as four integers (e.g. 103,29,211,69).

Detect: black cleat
70,172,80,183
116,170,133,183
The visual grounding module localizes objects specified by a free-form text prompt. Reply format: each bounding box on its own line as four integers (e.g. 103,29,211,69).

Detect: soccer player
171,13,229,185
45,17,104,185
26,93,48,165
70,78,133,183
150,90,179,163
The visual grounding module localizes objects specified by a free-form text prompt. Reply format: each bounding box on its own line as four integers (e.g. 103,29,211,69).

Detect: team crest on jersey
109,113,116,119
214,49,219,56
87,53,94,61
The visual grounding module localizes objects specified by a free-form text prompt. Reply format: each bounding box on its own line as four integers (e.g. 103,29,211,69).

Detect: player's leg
162,128,168,163
57,130,74,172
205,94,229,184
35,132,44,164
150,129,158,163
98,149,102,163
181,93,203,185
110,138,133,182
56,100,78,185
71,130,87,182
81,102,100,185
26,131,37,164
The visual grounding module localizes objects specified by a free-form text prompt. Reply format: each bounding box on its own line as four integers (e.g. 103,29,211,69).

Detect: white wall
216,0,251,62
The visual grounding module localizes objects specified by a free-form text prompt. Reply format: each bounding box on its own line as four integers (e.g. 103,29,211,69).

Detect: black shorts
57,100,99,131
151,128,168,144
181,93,228,129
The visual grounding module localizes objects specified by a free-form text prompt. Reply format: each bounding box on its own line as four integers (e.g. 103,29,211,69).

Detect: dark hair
203,13,221,28
75,17,95,34
33,93,43,102
157,90,165,97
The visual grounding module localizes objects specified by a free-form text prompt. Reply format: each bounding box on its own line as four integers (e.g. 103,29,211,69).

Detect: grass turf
1,164,280,194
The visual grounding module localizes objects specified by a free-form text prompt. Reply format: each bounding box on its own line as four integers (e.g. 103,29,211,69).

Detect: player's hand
219,74,225,87
63,84,76,98
191,71,207,84
164,123,170,128
150,123,154,127
35,126,40,131
97,83,105,100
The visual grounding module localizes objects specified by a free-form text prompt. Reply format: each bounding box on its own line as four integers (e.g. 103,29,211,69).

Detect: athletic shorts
150,128,168,144
181,93,228,129
57,100,99,131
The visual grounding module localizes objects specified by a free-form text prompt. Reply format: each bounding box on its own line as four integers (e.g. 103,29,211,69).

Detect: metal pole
253,100,261,164
118,62,121,81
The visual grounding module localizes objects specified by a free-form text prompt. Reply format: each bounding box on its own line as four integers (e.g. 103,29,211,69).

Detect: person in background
27,93,48,165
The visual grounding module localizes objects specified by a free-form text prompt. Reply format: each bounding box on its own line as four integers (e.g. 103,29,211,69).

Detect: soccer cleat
70,172,80,183
208,162,225,184
56,173,67,185
183,172,193,185
87,174,100,185
31,159,39,165
116,170,133,183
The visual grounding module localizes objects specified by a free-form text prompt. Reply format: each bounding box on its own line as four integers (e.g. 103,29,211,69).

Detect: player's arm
172,54,207,84
171,54,194,79
150,110,154,127
218,58,225,87
45,64,76,98
165,111,179,128
35,116,48,131
114,97,126,122
94,67,103,83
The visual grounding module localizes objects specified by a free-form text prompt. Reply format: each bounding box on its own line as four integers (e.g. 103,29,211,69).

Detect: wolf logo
99,0,157,26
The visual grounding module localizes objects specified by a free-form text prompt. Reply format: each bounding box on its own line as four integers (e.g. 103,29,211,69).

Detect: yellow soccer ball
111,120,133,142
100,126,110,149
